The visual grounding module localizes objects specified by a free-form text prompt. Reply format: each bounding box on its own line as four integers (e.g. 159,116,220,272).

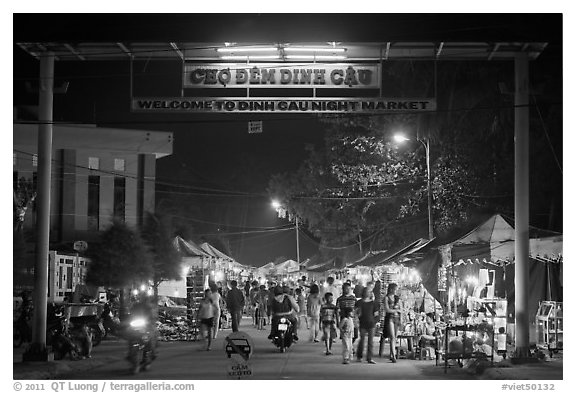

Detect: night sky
12,13,564,267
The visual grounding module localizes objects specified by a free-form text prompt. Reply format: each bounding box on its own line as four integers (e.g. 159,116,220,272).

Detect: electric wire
531,93,563,175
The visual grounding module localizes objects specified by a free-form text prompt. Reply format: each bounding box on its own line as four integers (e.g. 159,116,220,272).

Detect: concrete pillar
514,52,530,358
24,52,55,361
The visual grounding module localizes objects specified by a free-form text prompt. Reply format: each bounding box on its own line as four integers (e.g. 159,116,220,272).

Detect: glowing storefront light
217,46,278,53
285,55,346,60
220,55,281,60
284,47,346,53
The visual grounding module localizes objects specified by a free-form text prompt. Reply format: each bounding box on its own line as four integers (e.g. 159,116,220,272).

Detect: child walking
295,288,308,330
307,284,322,342
320,292,337,355
197,289,215,351
340,309,354,364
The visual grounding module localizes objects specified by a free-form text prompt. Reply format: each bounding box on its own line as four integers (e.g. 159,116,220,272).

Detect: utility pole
295,215,300,263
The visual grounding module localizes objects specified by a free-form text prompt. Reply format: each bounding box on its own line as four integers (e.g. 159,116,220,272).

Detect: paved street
14,316,562,380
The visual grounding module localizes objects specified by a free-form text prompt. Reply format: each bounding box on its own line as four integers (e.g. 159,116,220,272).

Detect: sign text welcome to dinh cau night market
131,63,436,113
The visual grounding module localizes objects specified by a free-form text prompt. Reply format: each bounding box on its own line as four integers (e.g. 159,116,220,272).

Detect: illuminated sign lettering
132,98,436,113
183,63,381,89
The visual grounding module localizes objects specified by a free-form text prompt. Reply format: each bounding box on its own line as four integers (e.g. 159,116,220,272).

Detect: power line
531,93,563,175
13,149,267,198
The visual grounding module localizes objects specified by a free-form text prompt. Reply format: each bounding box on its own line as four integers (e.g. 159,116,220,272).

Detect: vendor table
378,334,415,358
442,324,494,373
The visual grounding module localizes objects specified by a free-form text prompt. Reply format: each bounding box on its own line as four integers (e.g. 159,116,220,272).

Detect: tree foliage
268,61,525,253
141,212,182,289
86,221,152,289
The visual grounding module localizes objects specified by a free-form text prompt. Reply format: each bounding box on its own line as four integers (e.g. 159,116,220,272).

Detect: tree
268,60,523,254
13,177,36,232
86,221,152,314
141,212,182,303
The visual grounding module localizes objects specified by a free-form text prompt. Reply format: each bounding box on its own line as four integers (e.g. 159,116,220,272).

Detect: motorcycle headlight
130,318,147,328
280,318,287,323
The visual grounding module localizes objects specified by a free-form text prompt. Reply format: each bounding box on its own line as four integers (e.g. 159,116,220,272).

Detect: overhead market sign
131,62,436,114
183,63,380,89
132,98,436,113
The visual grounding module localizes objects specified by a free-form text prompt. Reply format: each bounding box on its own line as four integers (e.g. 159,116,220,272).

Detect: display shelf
536,301,563,356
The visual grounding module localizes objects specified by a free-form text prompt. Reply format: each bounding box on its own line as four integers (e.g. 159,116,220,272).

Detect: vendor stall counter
441,322,495,373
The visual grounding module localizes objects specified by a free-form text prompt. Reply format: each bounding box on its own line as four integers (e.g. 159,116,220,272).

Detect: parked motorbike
270,316,295,353
101,304,122,338
13,316,31,348
125,316,154,374
45,307,84,360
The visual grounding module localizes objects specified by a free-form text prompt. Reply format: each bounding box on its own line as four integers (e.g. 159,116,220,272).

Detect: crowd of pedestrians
198,275,406,366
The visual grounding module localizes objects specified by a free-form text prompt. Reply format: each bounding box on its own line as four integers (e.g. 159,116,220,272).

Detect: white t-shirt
210,291,222,311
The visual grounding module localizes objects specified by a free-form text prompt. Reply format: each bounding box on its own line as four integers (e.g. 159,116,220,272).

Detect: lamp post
393,134,434,240
271,200,300,262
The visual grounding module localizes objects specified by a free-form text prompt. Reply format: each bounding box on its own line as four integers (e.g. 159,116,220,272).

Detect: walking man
226,280,245,332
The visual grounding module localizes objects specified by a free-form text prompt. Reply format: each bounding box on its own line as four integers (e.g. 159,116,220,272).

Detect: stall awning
306,258,336,272
347,238,434,268
443,214,563,265
199,242,235,262
173,236,211,258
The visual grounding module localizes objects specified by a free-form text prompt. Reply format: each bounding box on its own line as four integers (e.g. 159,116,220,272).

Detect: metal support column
24,52,55,361
514,52,530,359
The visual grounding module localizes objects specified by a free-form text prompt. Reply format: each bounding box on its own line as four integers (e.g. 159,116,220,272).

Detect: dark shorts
200,318,214,327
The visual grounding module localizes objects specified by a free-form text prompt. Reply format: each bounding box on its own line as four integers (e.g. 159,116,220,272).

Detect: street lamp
271,199,300,262
393,133,434,240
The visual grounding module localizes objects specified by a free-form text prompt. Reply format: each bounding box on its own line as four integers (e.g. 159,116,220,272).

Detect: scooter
125,316,154,374
270,316,295,353
46,309,83,360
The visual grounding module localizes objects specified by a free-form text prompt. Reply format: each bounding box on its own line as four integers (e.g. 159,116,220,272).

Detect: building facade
13,122,173,243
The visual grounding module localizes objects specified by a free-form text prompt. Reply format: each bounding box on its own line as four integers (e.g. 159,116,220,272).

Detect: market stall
436,214,563,326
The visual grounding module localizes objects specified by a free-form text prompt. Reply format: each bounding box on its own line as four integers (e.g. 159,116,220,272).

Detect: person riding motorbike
268,285,299,341
128,292,157,360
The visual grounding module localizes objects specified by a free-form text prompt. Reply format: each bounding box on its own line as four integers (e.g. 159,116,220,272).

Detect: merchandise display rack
185,269,205,341
536,301,563,357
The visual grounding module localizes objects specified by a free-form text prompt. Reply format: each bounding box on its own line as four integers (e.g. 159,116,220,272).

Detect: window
32,154,38,167
113,176,126,222
114,158,125,172
67,266,73,289
88,175,100,230
88,157,100,170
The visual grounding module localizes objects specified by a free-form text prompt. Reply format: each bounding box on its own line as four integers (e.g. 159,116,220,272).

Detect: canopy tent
305,258,337,273
173,236,211,258
274,259,301,274
429,214,563,320
199,242,235,262
172,236,212,269
347,238,434,268
255,262,275,277
442,214,562,264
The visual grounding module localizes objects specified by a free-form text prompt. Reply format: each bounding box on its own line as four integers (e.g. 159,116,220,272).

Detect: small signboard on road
248,120,263,134
226,359,253,379
224,331,254,360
